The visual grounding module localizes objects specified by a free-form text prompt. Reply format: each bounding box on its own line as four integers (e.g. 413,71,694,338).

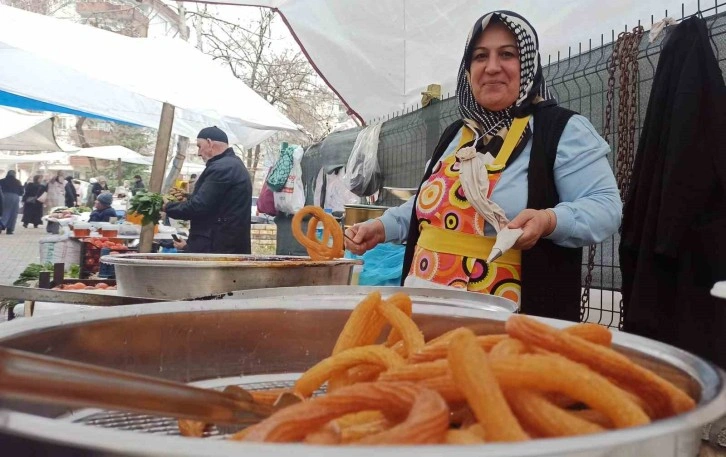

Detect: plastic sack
38,235,81,271
314,165,360,212
266,145,295,191
257,170,278,216
343,123,383,196
274,146,305,215
356,242,405,286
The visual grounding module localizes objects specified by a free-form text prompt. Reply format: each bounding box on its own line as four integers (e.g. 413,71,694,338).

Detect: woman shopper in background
0,170,24,234
64,176,78,207
21,175,44,228
46,171,66,210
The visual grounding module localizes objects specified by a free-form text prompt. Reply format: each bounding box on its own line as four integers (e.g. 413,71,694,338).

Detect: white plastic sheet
0,106,62,151
0,5,299,147
185,0,703,122
71,146,152,166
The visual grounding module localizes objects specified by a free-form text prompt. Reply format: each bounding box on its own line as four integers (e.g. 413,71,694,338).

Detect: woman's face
469,22,521,111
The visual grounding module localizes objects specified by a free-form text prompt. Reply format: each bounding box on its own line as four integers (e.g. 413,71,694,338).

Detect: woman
0,170,24,234
64,176,78,208
345,11,621,322
22,175,44,228
46,171,66,210
91,176,109,200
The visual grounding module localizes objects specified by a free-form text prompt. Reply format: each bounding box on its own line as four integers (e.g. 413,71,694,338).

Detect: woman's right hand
344,220,386,255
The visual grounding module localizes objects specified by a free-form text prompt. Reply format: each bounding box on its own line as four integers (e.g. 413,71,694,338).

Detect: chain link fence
298,4,726,326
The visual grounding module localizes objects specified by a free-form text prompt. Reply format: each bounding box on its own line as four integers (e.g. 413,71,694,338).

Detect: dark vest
401,104,581,321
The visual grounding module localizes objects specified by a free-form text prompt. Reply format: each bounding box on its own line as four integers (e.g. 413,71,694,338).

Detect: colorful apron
408,118,529,305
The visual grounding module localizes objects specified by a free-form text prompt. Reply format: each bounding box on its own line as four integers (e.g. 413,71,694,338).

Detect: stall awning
0,106,64,151
0,5,299,147
0,151,68,164
72,146,152,166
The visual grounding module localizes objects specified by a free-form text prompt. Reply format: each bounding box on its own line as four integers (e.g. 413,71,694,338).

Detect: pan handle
0,347,271,424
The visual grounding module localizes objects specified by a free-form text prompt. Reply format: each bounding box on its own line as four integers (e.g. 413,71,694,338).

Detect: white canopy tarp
176,161,206,175
72,146,152,166
0,151,68,164
185,0,703,122
0,5,299,147
0,106,63,151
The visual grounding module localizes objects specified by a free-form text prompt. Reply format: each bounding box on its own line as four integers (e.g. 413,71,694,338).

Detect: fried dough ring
376,293,424,356
243,382,449,444
445,429,485,444
378,359,449,382
411,323,610,365
505,315,695,418
384,293,413,346
409,334,507,363
448,329,529,442
292,205,344,260
505,389,605,437
489,337,529,359
331,291,385,355
177,419,207,437
417,354,650,429
294,345,405,397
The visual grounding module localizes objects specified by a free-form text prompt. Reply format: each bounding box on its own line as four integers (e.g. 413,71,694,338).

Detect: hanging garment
620,17,726,367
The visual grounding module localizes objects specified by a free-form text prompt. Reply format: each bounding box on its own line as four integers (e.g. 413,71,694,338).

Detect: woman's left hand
507,209,556,250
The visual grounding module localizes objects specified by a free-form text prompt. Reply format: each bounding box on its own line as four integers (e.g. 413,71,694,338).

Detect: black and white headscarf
456,11,554,155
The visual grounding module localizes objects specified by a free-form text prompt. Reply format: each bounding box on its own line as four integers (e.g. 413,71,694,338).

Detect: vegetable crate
79,238,135,279
37,263,117,290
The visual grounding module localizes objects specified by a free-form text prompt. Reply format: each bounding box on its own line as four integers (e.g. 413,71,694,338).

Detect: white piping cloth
455,125,510,232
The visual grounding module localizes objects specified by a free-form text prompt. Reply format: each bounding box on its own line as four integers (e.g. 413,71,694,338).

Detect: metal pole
139,102,175,253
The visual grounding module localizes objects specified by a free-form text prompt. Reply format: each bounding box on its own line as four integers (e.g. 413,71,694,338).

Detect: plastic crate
98,247,115,279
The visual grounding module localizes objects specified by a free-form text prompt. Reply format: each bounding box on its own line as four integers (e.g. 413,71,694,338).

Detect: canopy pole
139,102,175,253
116,158,122,187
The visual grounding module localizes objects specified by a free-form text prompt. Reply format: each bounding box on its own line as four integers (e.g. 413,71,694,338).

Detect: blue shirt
378,115,622,248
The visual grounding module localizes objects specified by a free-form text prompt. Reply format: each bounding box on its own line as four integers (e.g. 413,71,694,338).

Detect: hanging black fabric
620,17,726,367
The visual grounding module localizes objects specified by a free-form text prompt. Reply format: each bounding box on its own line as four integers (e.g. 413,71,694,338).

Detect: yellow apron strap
459,124,474,147
492,116,531,167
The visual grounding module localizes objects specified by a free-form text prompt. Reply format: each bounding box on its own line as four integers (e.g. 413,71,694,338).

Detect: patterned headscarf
456,11,554,156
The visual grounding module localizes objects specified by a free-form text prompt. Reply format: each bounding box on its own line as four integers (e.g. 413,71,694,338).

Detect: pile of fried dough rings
292,205,344,260
182,291,696,445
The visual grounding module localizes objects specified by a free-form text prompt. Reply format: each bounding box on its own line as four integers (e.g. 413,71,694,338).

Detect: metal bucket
343,204,389,228
0,286,723,457
100,253,361,300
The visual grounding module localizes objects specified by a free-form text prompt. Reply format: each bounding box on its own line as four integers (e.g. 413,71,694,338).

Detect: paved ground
0,223,44,285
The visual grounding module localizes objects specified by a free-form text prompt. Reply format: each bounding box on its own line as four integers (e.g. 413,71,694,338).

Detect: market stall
0,4,299,250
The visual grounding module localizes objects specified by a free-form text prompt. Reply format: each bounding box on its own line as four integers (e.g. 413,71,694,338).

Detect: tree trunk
250,143,261,184
75,117,98,175
162,135,189,193
245,147,253,168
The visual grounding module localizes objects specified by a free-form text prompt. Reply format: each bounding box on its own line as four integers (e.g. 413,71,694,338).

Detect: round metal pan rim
100,253,363,269
0,287,723,456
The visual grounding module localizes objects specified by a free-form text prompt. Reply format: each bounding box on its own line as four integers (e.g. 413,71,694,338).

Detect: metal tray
0,286,723,457
100,253,362,299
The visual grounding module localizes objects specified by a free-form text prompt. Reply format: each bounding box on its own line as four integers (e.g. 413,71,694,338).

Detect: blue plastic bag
353,243,405,286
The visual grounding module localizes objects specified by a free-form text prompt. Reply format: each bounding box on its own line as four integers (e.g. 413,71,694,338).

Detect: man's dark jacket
166,148,252,254
620,17,726,367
